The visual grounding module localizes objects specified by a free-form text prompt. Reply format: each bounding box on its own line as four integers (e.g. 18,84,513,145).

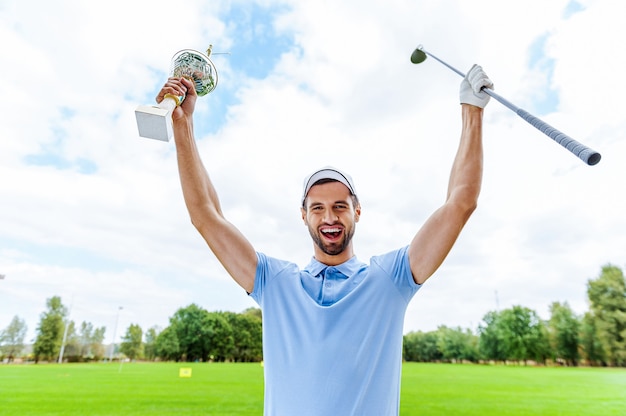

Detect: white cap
302,166,357,205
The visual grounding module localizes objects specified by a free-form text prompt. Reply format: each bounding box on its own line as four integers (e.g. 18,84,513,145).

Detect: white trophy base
135,98,177,141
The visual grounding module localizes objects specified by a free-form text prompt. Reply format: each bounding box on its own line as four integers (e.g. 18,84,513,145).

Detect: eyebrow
308,199,351,208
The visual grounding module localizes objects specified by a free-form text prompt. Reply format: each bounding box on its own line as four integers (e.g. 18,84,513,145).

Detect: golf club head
410,46,427,64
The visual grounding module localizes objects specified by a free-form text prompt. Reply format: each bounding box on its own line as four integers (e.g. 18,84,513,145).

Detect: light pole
58,317,70,364
58,298,74,364
109,306,123,362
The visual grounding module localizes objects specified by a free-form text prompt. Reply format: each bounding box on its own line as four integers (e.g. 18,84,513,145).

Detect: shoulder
251,253,302,301
371,246,410,271
370,246,421,297
256,252,300,278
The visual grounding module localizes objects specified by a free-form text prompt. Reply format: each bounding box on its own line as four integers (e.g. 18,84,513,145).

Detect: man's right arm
160,77,257,293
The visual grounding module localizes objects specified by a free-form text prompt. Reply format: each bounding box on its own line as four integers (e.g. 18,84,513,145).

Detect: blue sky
527,34,559,115
1,0,625,345
193,2,295,134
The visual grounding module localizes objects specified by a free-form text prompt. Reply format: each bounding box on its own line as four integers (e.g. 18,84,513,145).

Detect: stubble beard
308,223,355,256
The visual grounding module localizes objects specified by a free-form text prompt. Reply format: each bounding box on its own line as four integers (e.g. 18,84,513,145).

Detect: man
157,63,492,415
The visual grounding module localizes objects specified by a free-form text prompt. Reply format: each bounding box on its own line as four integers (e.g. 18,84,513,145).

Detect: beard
307,223,355,256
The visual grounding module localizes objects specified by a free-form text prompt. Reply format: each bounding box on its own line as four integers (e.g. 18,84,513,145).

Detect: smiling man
159,63,493,415
302,170,359,261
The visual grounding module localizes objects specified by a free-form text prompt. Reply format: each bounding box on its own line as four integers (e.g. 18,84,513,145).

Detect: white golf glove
460,64,493,108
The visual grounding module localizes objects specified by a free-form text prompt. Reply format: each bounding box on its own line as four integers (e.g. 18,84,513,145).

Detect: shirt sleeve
371,246,421,303
250,252,296,307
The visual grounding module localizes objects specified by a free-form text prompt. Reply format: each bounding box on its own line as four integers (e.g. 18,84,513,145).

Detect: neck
314,246,354,266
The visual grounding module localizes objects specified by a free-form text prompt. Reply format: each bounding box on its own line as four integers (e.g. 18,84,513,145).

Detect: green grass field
1,362,624,415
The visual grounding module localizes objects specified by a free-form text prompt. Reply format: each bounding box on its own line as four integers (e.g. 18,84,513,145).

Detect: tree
153,308,260,362
120,324,143,360
204,312,234,362
479,306,549,364
499,306,550,364
0,315,28,361
403,331,442,362
144,326,160,361
547,302,580,366
224,311,262,362
587,264,626,366
436,326,479,363
580,311,606,366
478,311,506,362
154,326,180,361
242,307,262,320
33,296,67,363
75,322,106,361
170,304,214,362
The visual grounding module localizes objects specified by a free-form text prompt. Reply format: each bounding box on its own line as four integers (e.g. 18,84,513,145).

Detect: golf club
411,45,601,166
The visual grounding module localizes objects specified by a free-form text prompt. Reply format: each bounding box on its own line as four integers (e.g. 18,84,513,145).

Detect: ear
301,207,307,225
354,205,361,222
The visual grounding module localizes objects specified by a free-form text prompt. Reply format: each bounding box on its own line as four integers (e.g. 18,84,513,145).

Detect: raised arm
158,77,257,293
408,65,492,285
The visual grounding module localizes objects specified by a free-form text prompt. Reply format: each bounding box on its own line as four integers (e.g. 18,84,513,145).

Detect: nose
323,210,339,224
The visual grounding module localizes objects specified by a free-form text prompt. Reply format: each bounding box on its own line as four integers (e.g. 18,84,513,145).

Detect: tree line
403,264,626,367
1,264,625,366
0,300,262,363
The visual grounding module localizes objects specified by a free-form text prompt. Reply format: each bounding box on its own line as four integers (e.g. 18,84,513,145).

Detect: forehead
305,181,352,203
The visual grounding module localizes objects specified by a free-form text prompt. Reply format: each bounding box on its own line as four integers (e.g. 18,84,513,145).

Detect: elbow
457,199,478,224
444,198,478,228
190,215,204,232
449,187,479,221
187,203,217,233
465,189,480,215
465,200,478,220
465,196,479,215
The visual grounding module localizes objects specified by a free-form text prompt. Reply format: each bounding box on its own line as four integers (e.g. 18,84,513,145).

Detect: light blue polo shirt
250,246,421,416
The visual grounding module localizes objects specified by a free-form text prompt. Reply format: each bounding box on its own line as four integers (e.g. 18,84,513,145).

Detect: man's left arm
408,65,492,285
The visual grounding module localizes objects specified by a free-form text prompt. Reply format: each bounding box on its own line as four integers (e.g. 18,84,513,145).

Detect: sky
1,0,625,346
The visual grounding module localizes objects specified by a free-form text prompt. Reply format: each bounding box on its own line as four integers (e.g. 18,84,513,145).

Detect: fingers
180,77,197,97
154,77,198,120
177,77,198,114
460,64,493,108
155,77,189,103
467,64,493,94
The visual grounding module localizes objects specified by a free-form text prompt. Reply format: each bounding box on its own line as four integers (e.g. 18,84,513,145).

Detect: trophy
135,45,218,141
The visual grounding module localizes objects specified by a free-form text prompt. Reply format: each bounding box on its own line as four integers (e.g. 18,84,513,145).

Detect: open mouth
320,227,343,241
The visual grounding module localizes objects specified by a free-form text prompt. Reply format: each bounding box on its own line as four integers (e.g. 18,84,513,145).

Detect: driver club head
410,46,427,64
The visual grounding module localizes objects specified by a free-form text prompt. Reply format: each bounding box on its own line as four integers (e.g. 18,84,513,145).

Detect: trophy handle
135,97,178,142
163,93,182,107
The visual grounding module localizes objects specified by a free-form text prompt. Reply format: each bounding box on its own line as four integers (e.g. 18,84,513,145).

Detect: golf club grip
514,108,601,166
481,88,601,165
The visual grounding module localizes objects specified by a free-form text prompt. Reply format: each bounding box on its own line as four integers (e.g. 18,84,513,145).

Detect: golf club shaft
419,47,601,166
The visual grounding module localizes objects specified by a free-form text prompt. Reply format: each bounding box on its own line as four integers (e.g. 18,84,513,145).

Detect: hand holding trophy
135,46,218,141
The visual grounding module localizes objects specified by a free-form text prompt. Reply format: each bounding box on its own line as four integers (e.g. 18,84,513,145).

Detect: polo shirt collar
304,256,364,278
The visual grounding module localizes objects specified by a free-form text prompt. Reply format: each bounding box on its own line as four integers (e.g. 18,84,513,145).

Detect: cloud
1,0,624,343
